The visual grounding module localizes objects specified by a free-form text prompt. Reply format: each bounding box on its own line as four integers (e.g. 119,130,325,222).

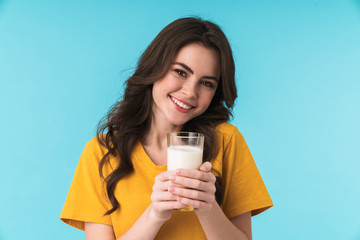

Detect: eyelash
174,68,215,88
174,69,187,78
200,81,214,88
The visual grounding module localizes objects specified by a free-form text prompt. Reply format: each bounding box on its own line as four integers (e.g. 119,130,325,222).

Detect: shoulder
83,135,107,156
215,122,238,134
78,135,117,176
80,135,113,165
215,122,245,140
214,122,248,150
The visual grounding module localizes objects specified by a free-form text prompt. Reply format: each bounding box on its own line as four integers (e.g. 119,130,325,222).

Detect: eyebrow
173,62,219,82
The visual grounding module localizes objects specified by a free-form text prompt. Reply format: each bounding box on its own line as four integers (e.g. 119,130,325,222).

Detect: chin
169,120,187,127
167,117,190,127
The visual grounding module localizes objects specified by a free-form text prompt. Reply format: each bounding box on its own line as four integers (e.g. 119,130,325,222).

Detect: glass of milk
167,132,204,211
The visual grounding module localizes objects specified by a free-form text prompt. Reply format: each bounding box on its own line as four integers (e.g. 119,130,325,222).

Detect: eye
200,81,215,88
174,69,187,78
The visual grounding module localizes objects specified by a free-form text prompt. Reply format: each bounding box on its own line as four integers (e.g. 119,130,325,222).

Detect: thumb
200,162,212,173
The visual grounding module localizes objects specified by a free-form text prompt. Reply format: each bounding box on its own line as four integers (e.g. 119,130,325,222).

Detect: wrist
148,203,170,224
194,201,218,218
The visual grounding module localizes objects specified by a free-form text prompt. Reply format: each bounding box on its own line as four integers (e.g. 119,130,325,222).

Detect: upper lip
170,96,195,108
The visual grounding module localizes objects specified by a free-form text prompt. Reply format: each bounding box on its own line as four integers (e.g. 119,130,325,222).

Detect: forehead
173,43,220,77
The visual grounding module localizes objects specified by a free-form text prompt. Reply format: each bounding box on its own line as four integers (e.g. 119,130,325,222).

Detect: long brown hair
97,17,237,215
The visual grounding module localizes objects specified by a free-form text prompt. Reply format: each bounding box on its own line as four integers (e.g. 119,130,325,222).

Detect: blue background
1,0,359,239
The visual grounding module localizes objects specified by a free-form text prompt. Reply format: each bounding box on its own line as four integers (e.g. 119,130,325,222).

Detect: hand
150,171,187,222
168,162,216,214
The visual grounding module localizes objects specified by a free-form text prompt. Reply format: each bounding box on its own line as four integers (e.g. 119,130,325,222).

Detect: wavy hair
97,17,237,215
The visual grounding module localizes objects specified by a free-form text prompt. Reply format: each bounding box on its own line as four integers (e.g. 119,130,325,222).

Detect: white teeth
171,97,192,109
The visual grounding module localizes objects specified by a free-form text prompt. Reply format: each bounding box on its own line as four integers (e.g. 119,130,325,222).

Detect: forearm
117,204,165,240
195,202,250,240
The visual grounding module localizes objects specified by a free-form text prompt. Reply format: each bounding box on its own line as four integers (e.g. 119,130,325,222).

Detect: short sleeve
60,137,112,230
221,127,273,219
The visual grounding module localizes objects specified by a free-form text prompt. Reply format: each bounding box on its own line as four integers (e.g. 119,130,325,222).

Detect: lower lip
169,96,192,113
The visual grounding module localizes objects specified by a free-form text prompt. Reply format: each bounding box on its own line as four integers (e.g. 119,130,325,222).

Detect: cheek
200,91,216,109
155,75,180,93
166,75,181,89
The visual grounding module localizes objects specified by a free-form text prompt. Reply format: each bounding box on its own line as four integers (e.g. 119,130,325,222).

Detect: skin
85,43,252,240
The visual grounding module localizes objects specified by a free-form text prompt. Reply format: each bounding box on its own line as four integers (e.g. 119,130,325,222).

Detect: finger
155,171,175,182
175,169,216,183
152,201,187,212
153,180,172,191
169,186,212,202
151,191,178,202
200,162,212,173
169,175,209,191
176,196,207,209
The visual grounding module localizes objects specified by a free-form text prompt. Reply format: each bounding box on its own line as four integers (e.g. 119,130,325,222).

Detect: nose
181,79,198,99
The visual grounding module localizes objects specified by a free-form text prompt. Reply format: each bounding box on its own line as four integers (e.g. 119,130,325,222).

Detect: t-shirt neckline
132,141,167,173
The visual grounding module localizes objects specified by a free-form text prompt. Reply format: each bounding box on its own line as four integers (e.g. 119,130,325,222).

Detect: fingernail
200,166,210,172
168,186,175,192
169,175,176,181
176,169,181,175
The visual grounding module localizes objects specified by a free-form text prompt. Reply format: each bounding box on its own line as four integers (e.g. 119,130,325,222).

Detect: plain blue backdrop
1,0,359,239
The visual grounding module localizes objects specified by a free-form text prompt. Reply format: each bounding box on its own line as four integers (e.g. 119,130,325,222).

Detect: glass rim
167,132,204,138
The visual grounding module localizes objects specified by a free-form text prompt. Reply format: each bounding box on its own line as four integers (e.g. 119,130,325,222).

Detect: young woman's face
152,43,220,127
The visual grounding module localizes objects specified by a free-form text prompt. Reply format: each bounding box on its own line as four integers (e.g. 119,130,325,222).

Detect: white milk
167,145,203,171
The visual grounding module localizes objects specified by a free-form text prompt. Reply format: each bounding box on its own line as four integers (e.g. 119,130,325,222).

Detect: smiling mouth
170,96,193,110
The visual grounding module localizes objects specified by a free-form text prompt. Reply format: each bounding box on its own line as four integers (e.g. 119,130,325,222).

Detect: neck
144,116,182,147
141,117,183,166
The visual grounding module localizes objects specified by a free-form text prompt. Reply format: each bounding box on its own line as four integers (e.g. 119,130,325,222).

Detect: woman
60,17,273,240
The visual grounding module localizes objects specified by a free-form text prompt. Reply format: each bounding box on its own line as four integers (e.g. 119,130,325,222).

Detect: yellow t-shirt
60,122,273,239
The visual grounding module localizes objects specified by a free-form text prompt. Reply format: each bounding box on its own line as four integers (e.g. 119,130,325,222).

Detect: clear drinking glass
167,132,204,211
